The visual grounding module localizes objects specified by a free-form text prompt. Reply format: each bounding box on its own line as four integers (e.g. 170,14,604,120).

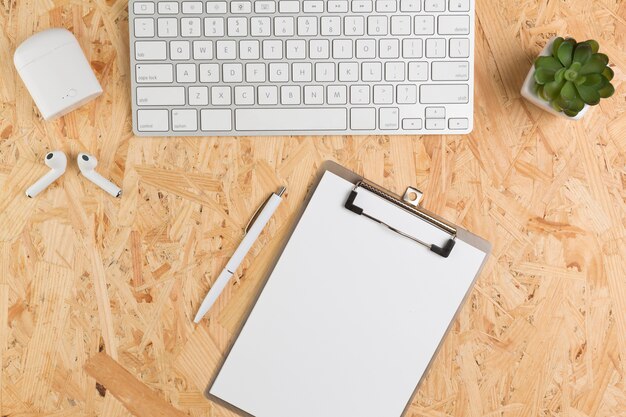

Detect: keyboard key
176,63,197,82
303,1,324,12
258,86,279,104
449,118,469,129
246,63,267,82
134,2,155,14
304,85,324,104
310,39,330,59
279,1,300,13
379,107,399,130
204,18,225,36
216,40,237,59
136,64,173,83
420,84,469,104
224,63,244,82
425,107,445,118
137,87,185,106
333,39,353,59
228,17,248,36
240,40,260,59
182,2,203,13
438,15,470,34
424,0,445,12
211,86,232,105
328,1,349,12
449,0,470,12
172,109,198,131
362,62,382,81
402,118,422,129
449,38,470,58
338,62,358,81
255,1,276,13
402,38,423,58
397,84,417,104
384,62,405,81
193,40,213,59
356,39,376,59
189,86,209,105
344,16,365,35
199,63,220,82
181,18,202,37
408,61,428,81
235,86,255,105
327,85,347,104
269,63,289,82
380,39,400,59
170,40,191,60
231,1,252,13
206,1,227,13
321,16,341,36
376,0,397,12
350,85,370,104
432,61,470,81
426,118,445,129
250,17,271,36
298,16,318,36
201,109,232,131
400,0,420,11
281,86,301,104
135,41,166,60
263,40,284,59
157,2,178,14
391,16,411,35
137,109,169,132
374,85,393,104
157,18,178,37
367,16,388,35
134,18,155,37
353,0,373,11
275,17,295,36
235,108,348,131
426,38,446,57
350,108,376,130
287,39,307,58
414,16,435,35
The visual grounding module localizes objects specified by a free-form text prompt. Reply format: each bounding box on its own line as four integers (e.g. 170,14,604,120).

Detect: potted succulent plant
521,37,615,119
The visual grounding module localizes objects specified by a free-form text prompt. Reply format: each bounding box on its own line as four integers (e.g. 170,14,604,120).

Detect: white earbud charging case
13,28,103,120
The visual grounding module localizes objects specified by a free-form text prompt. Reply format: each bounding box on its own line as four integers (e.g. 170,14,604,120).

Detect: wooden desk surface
1,1,625,416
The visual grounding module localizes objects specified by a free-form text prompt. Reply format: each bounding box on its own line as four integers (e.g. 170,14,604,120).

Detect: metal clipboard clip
344,180,457,258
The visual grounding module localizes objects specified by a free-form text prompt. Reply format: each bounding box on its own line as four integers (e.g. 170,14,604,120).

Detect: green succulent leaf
575,84,601,105
598,82,615,98
582,73,604,88
557,39,575,67
560,81,577,100
573,43,592,65
602,66,614,81
534,68,557,84
570,96,585,112
564,109,581,117
551,37,565,59
583,40,600,54
580,53,609,75
554,67,566,82
535,56,563,72
544,79,565,100
550,99,564,112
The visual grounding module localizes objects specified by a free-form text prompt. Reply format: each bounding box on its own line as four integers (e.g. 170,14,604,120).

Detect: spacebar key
235,108,347,131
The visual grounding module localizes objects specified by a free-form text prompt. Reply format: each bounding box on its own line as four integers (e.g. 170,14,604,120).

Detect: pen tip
277,186,286,197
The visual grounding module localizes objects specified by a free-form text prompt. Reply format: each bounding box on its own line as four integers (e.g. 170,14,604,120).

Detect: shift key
137,87,185,106
420,84,469,104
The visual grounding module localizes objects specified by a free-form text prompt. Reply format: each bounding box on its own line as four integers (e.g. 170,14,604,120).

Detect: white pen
194,186,286,323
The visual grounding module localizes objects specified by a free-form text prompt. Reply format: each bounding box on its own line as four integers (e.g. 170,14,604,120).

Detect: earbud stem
82,171,122,197
25,169,63,198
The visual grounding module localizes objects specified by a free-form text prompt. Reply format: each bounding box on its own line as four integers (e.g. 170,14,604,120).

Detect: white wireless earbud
25,151,67,198
77,153,122,198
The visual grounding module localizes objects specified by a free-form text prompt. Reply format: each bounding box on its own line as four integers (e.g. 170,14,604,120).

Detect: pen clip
244,186,286,234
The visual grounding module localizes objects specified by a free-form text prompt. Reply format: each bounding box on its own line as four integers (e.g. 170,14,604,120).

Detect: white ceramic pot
520,37,589,120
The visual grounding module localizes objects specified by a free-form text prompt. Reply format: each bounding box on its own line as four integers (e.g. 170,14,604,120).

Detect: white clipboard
206,161,491,417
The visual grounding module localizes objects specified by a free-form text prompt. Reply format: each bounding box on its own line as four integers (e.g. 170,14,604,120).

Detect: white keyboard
129,0,475,136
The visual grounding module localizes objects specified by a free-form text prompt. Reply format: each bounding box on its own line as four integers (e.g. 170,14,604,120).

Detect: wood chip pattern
0,0,625,416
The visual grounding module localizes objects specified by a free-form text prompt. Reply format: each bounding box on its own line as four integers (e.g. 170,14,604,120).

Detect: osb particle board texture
0,0,625,416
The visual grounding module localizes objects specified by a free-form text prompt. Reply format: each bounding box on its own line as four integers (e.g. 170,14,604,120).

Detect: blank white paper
209,171,488,417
